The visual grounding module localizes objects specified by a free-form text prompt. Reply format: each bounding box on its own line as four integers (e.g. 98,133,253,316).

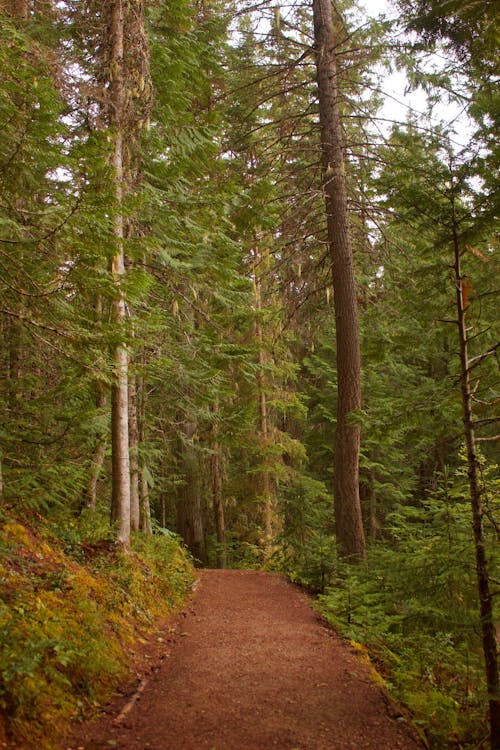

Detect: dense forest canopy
0,0,498,747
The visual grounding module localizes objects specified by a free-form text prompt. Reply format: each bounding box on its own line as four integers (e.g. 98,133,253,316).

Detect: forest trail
64,570,424,750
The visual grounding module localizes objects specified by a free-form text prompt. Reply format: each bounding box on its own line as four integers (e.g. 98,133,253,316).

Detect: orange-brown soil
62,569,424,750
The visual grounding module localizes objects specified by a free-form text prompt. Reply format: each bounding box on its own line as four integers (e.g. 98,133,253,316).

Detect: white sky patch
359,0,474,149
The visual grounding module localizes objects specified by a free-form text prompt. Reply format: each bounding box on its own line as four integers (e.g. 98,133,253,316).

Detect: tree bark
253,250,275,554
451,196,500,749
139,465,152,534
312,0,365,560
86,380,107,509
176,419,206,563
129,362,140,532
85,295,107,510
108,0,130,548
137,369,152,534
211,402,226,568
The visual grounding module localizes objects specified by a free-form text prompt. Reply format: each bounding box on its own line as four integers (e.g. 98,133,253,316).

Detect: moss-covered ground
0,510,194,748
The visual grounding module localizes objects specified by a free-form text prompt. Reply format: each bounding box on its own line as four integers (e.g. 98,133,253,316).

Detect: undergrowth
277,460,498,749
0,508,194,748
316,505,497,749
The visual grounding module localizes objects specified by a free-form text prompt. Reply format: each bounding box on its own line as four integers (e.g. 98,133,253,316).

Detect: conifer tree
312,0,365,560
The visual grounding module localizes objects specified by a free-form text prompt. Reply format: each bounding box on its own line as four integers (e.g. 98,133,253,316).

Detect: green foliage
318,460,498,749
0,2,497,747
273,474,335,592
0,513,194,748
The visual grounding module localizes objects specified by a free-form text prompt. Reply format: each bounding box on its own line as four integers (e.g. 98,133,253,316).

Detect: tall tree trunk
312,0,365,561
451,197,500,749
108,0,130,548
211,402,226,568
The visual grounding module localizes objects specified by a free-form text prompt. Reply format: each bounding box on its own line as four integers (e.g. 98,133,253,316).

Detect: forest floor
61,569,424,750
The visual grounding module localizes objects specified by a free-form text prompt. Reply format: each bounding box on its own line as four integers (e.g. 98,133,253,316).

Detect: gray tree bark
108,0,131,548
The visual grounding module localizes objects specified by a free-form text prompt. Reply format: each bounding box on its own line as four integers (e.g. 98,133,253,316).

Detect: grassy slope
0,512,194,748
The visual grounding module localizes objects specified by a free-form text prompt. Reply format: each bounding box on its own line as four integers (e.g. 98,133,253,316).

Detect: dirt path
64,570,423,750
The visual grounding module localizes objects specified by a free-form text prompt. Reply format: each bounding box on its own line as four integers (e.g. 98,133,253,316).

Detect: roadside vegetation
0,510,194,747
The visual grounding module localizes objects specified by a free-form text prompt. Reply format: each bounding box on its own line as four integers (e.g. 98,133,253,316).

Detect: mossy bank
0,511,194,748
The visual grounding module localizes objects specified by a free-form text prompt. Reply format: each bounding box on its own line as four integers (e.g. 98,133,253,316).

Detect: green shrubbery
317,470,498,749
0,509,194,748
276,457,498,748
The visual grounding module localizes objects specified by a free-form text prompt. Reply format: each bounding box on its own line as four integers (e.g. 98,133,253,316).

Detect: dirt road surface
63,569,424,750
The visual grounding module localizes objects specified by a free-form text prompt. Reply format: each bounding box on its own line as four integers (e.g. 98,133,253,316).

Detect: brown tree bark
312,0,365,560
137,369,152,534
211,402,226,568
253,249,275,555
128,364,140,532
451,196,500,749
175,419,206,563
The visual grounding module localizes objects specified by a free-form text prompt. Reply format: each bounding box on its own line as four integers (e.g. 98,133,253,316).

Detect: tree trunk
160,491,167,528
211,402,226,568
86,381,107,509
108,0,130,548
312,0,365,561
128,363,140,531
139,465,152,534
137,367,152,534
85,295,107,510
176,419,206,563
451,199,500,749
253,250,275,554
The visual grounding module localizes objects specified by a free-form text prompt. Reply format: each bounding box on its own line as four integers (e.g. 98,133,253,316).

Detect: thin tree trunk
139,465,152,534
129,362,140,531
86,381,107,509
86,296,107,510
253,252,274,552
451,198,500,749
137,368,152,534
175,419,206,563
7,317,22,416
87,436,106,509
160,491,166,528
211,402,226,568
312,0,365,561
108,0,130,548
